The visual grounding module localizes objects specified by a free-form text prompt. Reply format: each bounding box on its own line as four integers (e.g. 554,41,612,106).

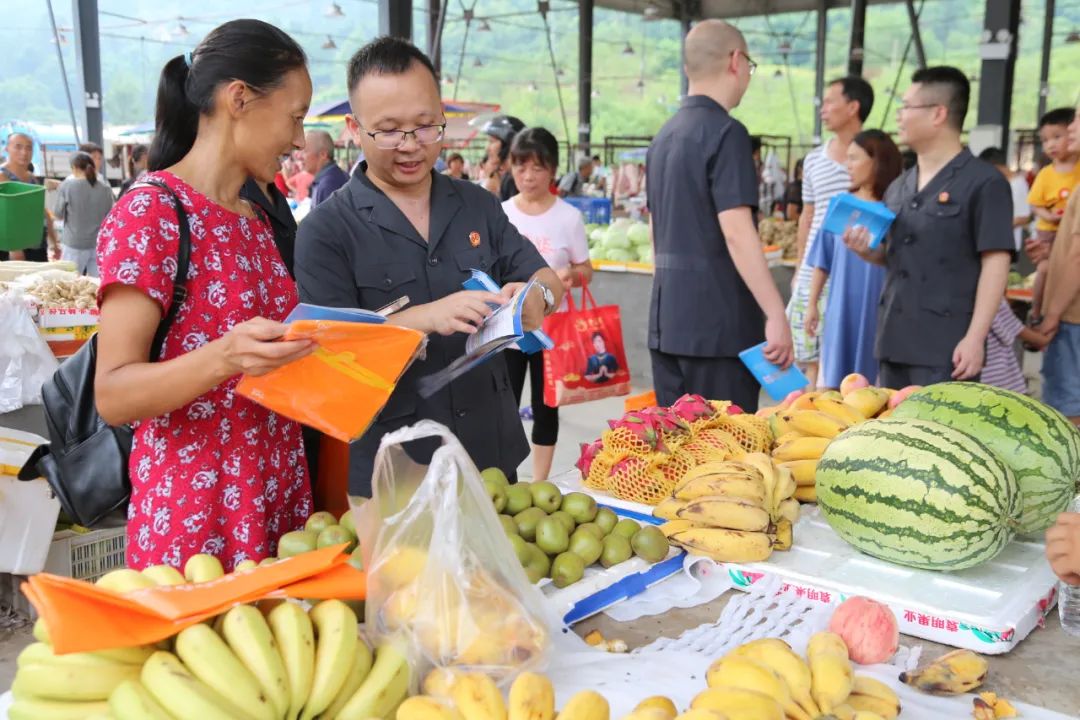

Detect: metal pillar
427,0,443,73
848,0,867,76
379,0,412,40
975,0,1021,149
813,0,827,143
578,0,593,153
71,0,102,147
679,9,692,98
904,0,927,69
1037,0,1055,122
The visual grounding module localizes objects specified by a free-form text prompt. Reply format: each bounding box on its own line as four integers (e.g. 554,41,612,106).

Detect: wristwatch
536,282,556,315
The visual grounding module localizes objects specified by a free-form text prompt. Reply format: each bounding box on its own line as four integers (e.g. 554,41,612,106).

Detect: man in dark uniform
847,67,1013,387
295,37,562,495
646,21,793,411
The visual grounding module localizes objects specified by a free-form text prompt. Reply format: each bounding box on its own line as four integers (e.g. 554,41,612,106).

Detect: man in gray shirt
55,151,114,276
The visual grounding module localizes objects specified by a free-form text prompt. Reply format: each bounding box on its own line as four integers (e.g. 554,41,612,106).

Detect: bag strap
136,179,191,359
580,282,598,310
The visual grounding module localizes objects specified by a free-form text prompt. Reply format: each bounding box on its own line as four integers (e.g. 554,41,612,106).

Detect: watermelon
890,382,1080,534
816,418,1020,571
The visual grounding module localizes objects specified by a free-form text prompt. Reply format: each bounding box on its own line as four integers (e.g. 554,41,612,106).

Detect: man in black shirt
646,20,793,411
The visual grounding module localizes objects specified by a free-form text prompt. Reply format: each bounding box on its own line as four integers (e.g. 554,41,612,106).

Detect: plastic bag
0,290,59,412
357,421,559,685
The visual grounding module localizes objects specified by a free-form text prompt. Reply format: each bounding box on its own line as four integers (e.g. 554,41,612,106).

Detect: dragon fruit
670,394,716,423
639,406,692,437
607,410,665,451
576,438,604,478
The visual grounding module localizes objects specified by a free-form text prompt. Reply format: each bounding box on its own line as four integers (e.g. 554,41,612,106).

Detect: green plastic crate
0,181,46,251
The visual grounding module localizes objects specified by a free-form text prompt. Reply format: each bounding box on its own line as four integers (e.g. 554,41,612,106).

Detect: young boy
981,299,1050,394
1028,108,1080,320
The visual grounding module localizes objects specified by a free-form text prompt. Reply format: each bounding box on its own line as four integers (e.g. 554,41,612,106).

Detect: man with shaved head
1,132,58,261
302,129,349,207
645,20,793,411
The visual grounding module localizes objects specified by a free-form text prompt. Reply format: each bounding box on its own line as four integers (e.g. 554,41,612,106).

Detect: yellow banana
676,496,772,532
336,642,412,720
813,396,868,426
671,710,726,720
322,640,376,720
842,388,889,419
174,621,273,720
450,671,507,720
771,519,793,551
17,641,151,669
846,676,900,719
108,679,173,720
140,564,186,586
677,462,764,492
300,599,360,720
659,519,698,537
267,601,317,720
377,546,430,590
183,553,225,583
668,527,773,562
793,485,818,503
508,671,556,720
397,696,463,720
705,656,812,720
558,690,610,720
13,659,140,702
777,498,801,525
852,712,887,720
674,477,767,506
773,466,796,507
653,497,687,521
771,437,831,462
92,645,157,665
95,568,157,593
899,649,989,695
220,604,291,719
772,430,809,446
7,699,110,720
727,641,819,718
634,696,678,718
809,651,854,714
830,705,856,720
807,631,850,660
422,667,462,698
140,651,241,720
738,453,780,511
779,460,819,487
786,411,850,439
691,687,784,720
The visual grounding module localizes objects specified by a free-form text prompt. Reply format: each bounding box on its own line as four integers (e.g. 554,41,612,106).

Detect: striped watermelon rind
816,418,1020,571
890,382,1080,534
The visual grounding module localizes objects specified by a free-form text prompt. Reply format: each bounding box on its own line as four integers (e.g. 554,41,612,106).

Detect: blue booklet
285,303,388,324
461,269,554,355
821,192,897,250
417,279,540,398
738,342,810,401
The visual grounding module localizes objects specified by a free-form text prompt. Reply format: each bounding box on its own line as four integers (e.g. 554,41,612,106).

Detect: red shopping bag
542,284,631,407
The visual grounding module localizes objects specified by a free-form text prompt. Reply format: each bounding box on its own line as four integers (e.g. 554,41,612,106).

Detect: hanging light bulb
322,35,337,50
473,57,484,67
325,2,344,17
528,82,538,92
636,78,645,89
1067,30,1080,44
478,19,492,31
174,21,190,37
773,68,783,78
591,88,600,98
556,66,566,77
643,3,661,20
443,75,454,84
622,42,635,55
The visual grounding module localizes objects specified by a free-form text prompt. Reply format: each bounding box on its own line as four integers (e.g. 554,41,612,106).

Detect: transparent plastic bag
357,421,559,686
0,290,59,412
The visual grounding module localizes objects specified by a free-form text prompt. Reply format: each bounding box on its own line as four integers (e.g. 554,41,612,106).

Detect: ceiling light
325,2,344,17
528,82,538,92
1067,30,1080,44
174,22,189,37
556,66,566,77
774,68,783,78
643,3,661,19
591,88,600,98
478,19,492,31
623,42,635,55
473,57,484,67
442,75,454,84
322,36,337,49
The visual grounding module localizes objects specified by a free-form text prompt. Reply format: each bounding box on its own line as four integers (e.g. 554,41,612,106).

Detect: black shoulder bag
18,180,191,527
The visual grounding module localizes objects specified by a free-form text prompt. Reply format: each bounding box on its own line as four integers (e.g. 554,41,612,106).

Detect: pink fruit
727,404,744,415
639,406,692,437
840,373,871,397
576,438,604,477
888,385,923,410
779,389,806,410
670,394,717,423
608,411,665,451
828,596,899,665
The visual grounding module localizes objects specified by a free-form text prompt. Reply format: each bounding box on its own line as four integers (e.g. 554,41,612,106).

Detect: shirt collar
314,160,342,183
681,95,730,115
346,161,464,251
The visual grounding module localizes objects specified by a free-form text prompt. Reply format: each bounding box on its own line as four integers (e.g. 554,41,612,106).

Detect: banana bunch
697,633,902,720
652,454,800,563
767,388,893,504
898,649,989,696
416,669,611,720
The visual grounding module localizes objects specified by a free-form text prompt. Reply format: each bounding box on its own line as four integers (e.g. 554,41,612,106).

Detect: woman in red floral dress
94,20,318,571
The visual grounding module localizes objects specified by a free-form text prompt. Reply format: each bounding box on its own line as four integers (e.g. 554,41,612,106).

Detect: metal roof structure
593,0,907,21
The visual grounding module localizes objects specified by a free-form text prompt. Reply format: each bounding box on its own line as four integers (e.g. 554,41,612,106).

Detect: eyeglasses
732,49,757,76
354,118,447,150
896,103,939,115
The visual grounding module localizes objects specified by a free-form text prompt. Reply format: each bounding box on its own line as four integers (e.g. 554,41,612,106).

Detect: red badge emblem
938,191,950,204
469,231,481,247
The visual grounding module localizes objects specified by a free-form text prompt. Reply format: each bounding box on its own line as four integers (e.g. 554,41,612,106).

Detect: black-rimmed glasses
354,118,447,150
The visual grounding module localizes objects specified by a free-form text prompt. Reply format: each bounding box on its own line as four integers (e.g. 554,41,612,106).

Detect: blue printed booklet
821,192,897,250
286,304,388,324
417,279,540,398
461,269,554,354
738,342,810,401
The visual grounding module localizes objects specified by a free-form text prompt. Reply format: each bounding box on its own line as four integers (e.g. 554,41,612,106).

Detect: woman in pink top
502,128,593,482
